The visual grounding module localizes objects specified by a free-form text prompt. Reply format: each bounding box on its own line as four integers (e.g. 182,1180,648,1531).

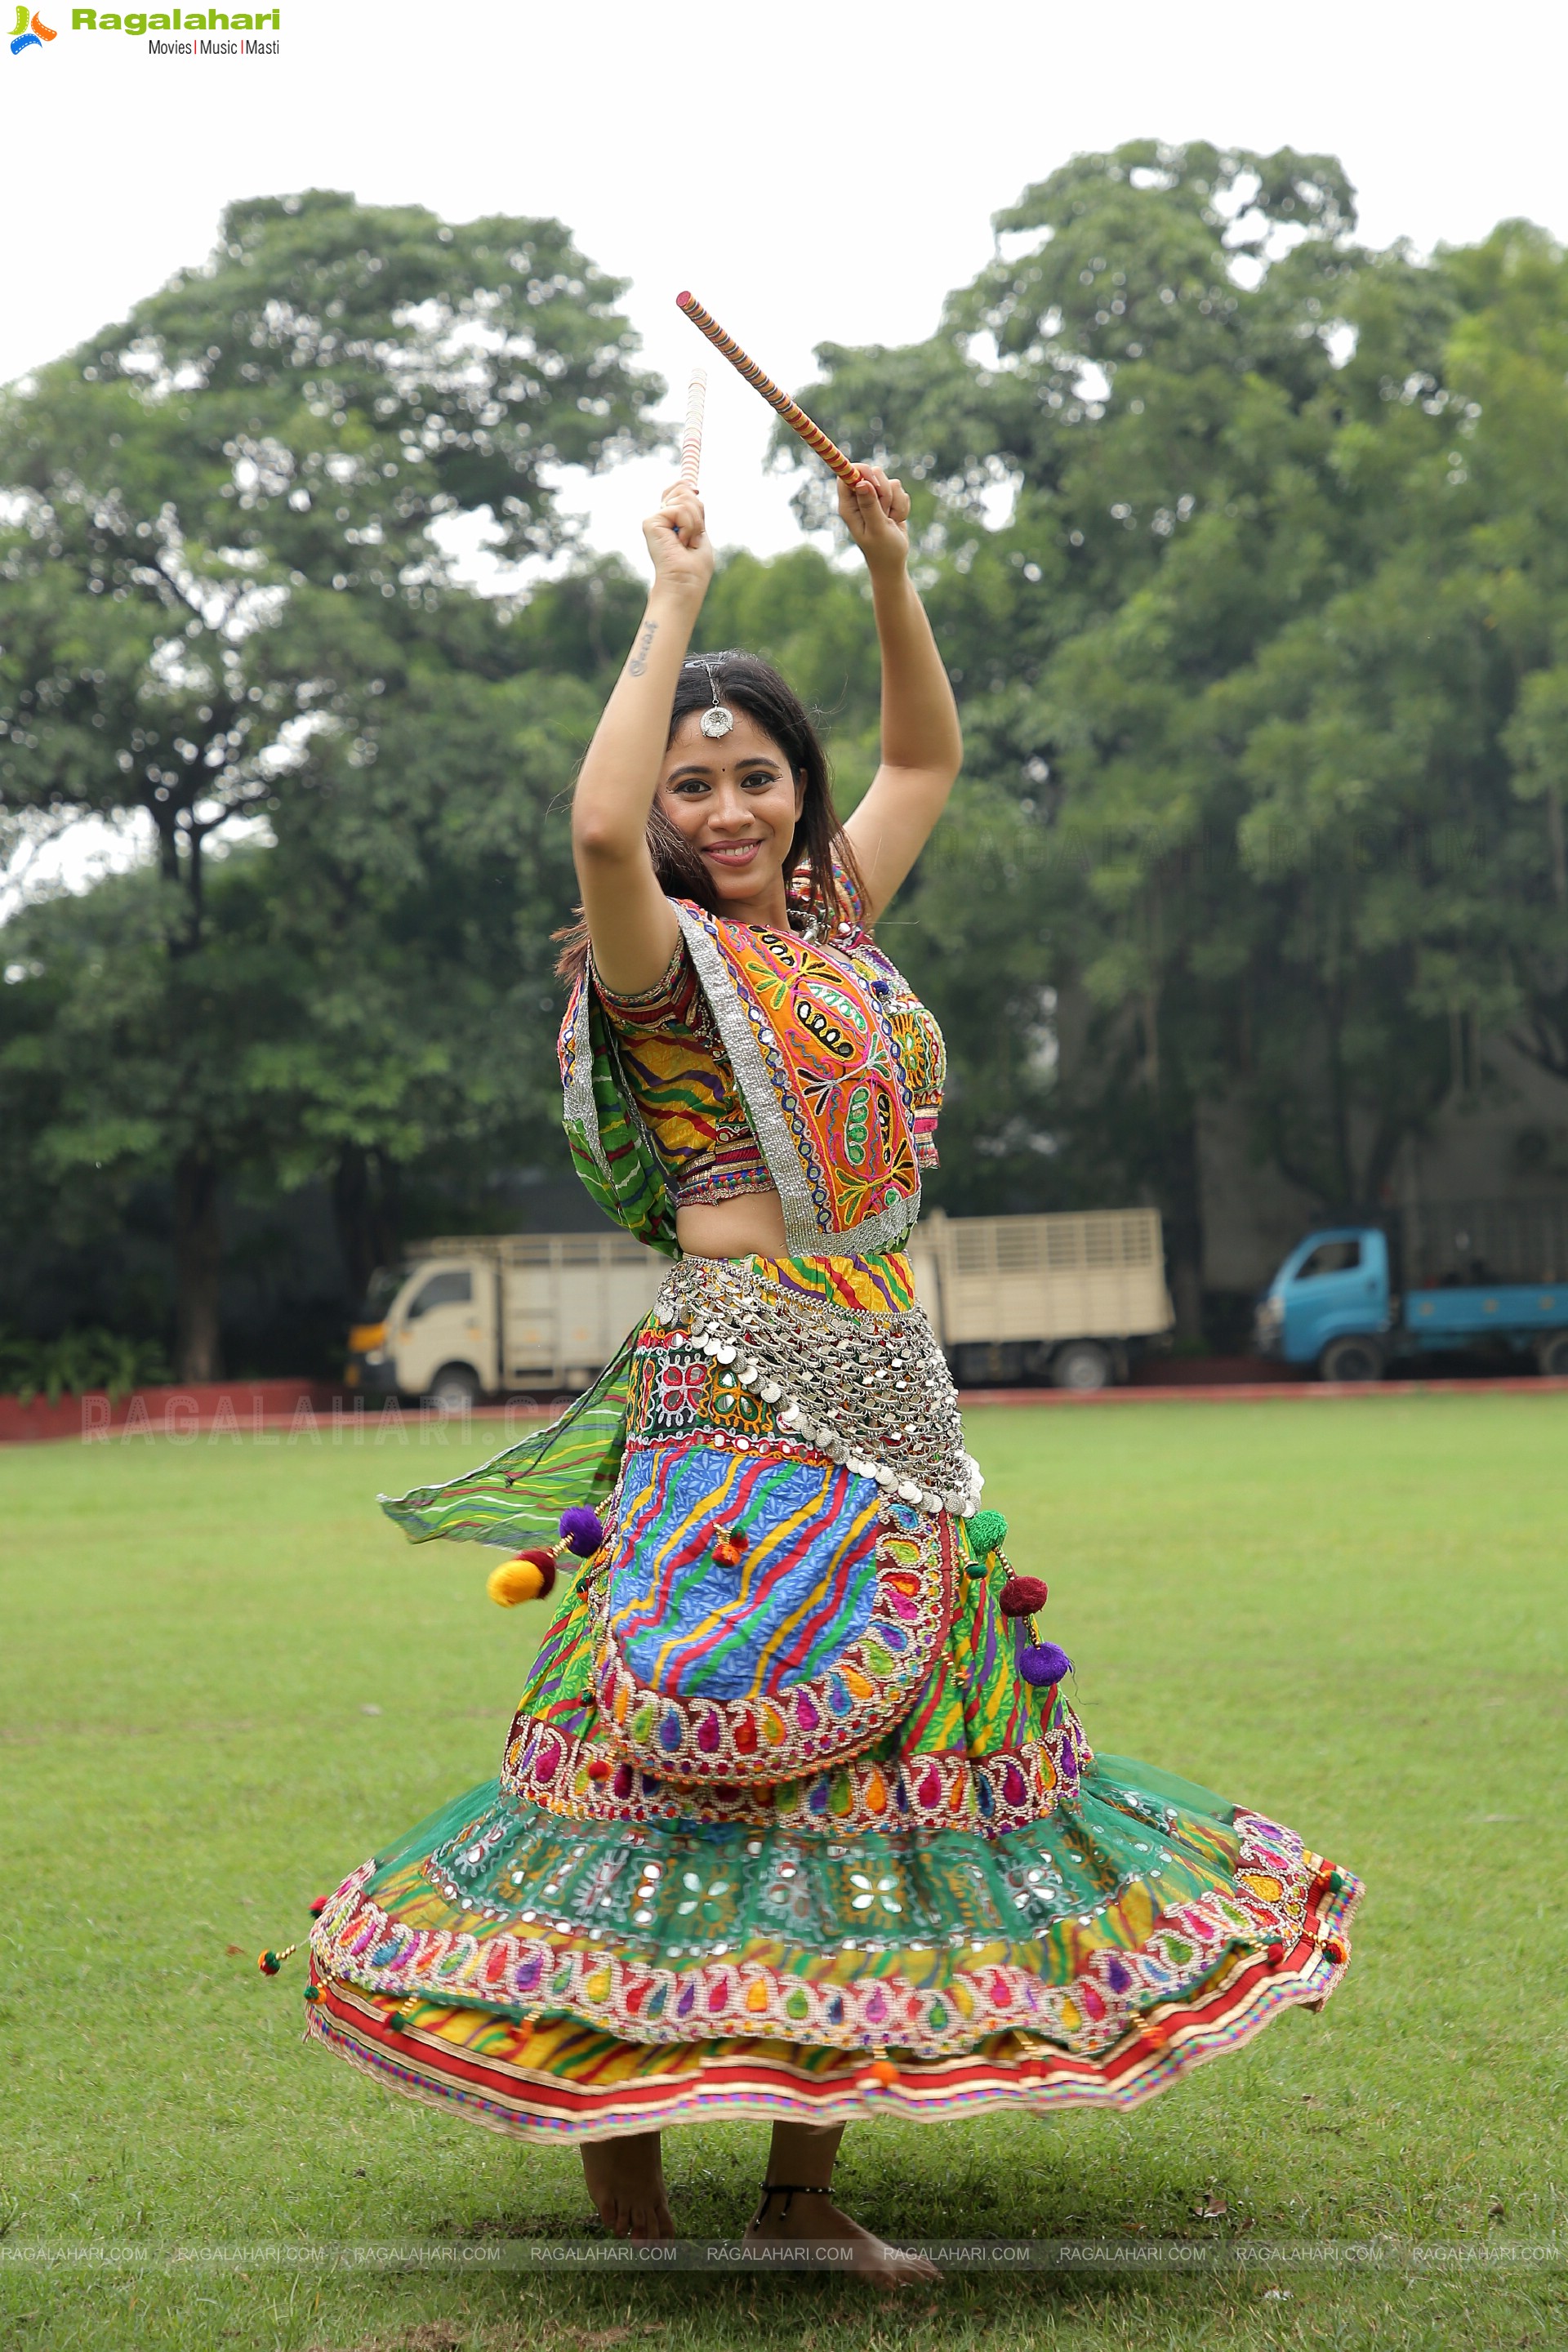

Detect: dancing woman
305,466,1361,2283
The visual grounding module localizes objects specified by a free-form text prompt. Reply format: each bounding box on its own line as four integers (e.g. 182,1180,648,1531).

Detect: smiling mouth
702,840,764,866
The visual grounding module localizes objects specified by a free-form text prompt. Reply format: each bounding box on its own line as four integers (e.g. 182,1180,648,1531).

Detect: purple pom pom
557,1505,604,1558
1018,1642,1071,1688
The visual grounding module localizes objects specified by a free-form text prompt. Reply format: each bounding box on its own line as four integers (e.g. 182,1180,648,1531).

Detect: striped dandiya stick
675,291,863,488
679,367,706,491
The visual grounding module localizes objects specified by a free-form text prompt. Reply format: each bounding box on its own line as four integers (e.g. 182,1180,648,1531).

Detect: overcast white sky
4,0,1565,575
2,0,1563,905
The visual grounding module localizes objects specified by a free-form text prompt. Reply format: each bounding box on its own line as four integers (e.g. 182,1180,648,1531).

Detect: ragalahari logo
10,4,56,48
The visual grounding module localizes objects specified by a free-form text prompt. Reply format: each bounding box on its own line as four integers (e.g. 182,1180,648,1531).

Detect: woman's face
655,708,805,912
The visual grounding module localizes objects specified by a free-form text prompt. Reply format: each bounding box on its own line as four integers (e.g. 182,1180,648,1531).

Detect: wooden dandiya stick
675,291,863,488
679,367,707,491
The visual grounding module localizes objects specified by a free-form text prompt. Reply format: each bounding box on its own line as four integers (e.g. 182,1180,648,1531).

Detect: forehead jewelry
688,657,735,739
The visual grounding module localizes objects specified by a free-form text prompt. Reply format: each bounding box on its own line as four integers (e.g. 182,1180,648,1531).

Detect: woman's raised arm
838,469,963,925
571,485,714,995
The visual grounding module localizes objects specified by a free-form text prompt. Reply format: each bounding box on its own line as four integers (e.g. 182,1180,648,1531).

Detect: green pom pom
967,1508,1009,1559
964,1554,990,1581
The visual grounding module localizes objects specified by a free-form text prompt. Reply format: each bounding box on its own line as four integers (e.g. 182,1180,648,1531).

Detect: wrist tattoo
628,620,658,679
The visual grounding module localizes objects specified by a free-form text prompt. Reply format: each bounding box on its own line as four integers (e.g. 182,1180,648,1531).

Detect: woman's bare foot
745,2187,942,2286
580,2131,674,2240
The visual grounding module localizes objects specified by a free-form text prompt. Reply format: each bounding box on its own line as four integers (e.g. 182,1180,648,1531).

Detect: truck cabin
1254,1225,1390,1380
345,1261,479,1401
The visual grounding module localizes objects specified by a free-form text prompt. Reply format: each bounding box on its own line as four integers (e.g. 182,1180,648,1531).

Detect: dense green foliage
791,143,1568,1320
3,1396,1566,2347
3,148,1568,1365
0,1322,169,1403
0,191,659,1373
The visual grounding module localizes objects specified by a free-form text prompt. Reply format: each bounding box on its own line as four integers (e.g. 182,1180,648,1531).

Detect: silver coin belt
650,1256,982,1520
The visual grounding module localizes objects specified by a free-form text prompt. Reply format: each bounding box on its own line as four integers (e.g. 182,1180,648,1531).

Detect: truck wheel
426,1363,483,1410
1051,1340,1113,1392
1318,1336,1384,1383
1538,1332,1568,1379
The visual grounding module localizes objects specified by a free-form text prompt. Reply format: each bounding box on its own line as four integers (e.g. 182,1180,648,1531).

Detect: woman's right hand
641,483,714,604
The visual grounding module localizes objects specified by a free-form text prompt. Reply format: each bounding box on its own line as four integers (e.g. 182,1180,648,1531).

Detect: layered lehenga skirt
306,1250,1361,2141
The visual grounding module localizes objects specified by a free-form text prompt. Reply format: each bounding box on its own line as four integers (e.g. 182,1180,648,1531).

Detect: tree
782,143,1568,1330
0,853,301,1375
0,190,661,1371
243,597,629,1302
1191,219,1568,1204
11,158,1568,1369
0,592,632,1362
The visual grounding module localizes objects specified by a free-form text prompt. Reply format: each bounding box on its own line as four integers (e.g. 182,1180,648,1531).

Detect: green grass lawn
2,1397,1566,2352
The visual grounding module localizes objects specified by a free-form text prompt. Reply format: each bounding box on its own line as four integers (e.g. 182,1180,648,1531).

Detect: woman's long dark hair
554,649,864,984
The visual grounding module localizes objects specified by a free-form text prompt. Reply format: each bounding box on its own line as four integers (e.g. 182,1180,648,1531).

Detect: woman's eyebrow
666,755,782,781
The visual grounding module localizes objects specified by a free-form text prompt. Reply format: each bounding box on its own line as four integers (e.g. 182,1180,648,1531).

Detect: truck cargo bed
910,1209,1173,1348
1405,1282,1567,1343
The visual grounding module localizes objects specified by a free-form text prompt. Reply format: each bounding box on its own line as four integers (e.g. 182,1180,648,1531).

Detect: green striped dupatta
379,1340,635,1549
559,973,679,1259
382,977,676,1552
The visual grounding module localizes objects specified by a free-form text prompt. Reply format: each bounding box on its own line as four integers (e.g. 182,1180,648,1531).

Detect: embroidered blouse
592,865,945,1225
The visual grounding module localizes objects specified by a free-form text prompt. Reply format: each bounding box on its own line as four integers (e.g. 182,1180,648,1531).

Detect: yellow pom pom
488,1557,546,1607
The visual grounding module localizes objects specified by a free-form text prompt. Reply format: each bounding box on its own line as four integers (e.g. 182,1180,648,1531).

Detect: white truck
346,1231,670,1408
906,1206,1174,1390
345,1208,1174,1404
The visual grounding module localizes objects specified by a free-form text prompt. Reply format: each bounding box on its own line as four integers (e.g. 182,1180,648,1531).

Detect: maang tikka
687,657,735,738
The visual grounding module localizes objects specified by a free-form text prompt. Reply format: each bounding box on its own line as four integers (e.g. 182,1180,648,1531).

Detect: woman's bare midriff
675,1188,791,1262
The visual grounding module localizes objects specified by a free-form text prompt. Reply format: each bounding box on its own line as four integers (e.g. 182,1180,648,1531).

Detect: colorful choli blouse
559,863,946,1260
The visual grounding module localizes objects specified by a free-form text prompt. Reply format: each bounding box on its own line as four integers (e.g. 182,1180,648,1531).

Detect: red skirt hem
304,1872,1360,2143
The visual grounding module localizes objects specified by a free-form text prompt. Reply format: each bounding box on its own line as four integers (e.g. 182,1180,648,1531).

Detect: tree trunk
1325,997,1354,1209
1161,1112,1206,1346
332,1145,403,1307
1546,786,1567,912
173,1147,224,1382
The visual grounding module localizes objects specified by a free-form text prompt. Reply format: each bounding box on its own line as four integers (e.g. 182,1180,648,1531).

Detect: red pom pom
999,1575,1049,1618
308,1895,328,1918
586,1758,612,1781
1265,1941,1285,1967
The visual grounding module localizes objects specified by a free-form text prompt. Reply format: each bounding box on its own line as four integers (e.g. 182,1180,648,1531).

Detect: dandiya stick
679,367,706,491
676,291,863,488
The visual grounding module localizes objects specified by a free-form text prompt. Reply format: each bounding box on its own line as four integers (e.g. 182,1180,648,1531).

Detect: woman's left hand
838,464,911,574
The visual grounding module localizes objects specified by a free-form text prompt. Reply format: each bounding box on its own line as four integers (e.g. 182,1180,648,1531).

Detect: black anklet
750,2181,832,2228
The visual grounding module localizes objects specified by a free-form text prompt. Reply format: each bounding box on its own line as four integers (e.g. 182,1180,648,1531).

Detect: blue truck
1253,1196,1568,1381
